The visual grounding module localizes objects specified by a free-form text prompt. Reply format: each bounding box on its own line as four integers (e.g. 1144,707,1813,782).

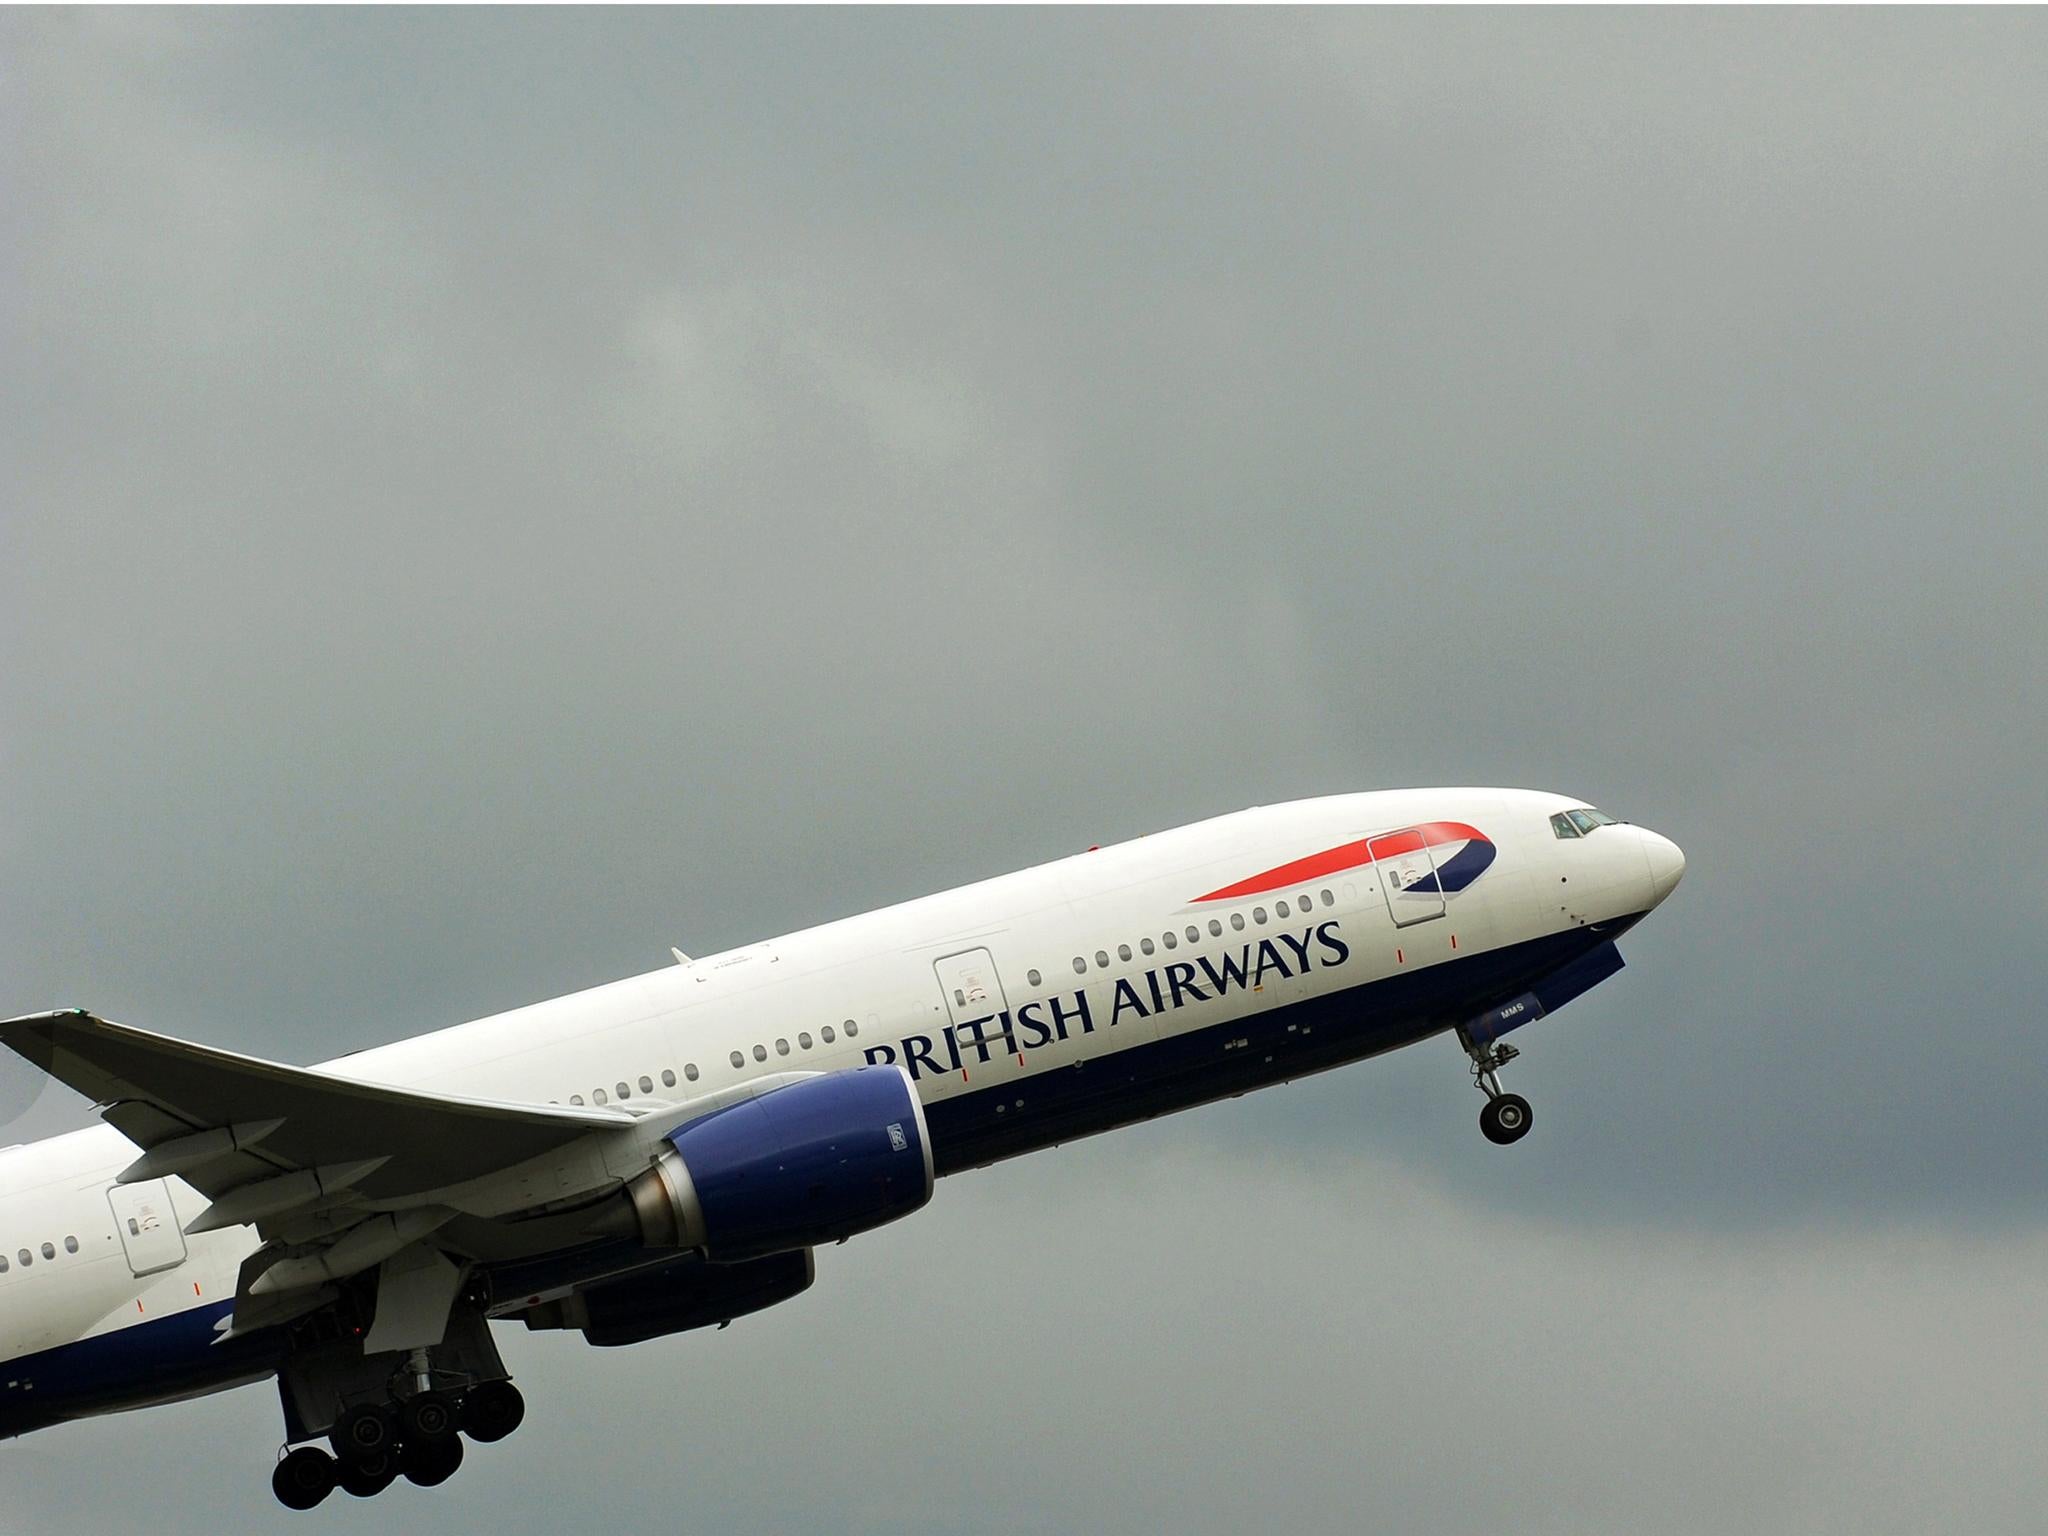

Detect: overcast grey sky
4,9,2046,1533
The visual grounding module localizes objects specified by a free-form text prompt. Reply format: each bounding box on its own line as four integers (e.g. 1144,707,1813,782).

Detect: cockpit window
1554,807,1618,838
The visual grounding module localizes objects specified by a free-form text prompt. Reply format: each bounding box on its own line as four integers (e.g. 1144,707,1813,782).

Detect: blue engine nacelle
614,1064,934,1262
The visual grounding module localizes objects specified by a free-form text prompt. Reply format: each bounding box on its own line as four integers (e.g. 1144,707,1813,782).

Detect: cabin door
932,947,1019,1080
107,1178,188,1277
1369,828,1447,928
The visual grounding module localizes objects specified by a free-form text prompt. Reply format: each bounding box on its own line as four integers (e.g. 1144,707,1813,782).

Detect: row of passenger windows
567,1066,692,1107
731,1019,859,1069
1018,889,1337,986
0,1235,79,1271
559,889,1340,1104
560,1020,863,1107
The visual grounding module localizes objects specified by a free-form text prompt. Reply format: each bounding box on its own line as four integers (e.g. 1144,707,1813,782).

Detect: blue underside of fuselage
0,1297,278,1439
0,914,1638,1437
922,912,1641,1173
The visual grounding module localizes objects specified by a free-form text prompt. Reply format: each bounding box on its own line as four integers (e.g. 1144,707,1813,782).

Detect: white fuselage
0,788,1682,1427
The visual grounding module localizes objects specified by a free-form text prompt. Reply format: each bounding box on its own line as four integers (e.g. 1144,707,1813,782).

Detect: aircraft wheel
332,1402,396,1464
338,1448,400,1498
401,1389,459,1445
402,1432,466,1488
272,1446,338,1510
461,1380,526,1443
1480,1093,1533,1145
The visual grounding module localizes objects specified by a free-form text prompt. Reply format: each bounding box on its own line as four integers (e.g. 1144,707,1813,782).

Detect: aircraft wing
0,1009,636,1237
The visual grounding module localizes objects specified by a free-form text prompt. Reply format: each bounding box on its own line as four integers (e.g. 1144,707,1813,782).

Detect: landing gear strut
1462,1035,1533,1146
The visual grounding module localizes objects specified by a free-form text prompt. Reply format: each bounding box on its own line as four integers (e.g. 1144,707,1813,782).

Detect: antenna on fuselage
670,948,692,966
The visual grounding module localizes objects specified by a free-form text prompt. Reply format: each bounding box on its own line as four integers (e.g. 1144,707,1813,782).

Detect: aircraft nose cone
1641,829,1686,905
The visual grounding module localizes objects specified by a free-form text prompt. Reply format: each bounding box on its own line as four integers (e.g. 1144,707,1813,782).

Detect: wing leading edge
0,1009,636,1225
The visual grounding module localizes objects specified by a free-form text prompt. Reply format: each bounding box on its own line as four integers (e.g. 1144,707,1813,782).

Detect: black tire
401,1389,459,1445
338,1449,399,1498
402,1433,465,1488
332,1403,395,1464
1480,1093,1533,1145
461,1381,526,1444
272,1446,337,1510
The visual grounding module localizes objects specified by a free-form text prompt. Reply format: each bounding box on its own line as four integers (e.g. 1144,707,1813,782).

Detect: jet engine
606,1063,933,1262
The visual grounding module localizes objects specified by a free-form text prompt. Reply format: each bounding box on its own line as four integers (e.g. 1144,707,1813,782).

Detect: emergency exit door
106,1178,187,1277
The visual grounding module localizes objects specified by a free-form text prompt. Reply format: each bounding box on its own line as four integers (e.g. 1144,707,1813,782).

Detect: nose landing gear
1461,1033,1534,1146
1479,1089,1532,1144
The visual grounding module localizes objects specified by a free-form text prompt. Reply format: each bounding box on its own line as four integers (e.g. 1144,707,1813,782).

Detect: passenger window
0,1255,8,1272
845,1020,860,1038
1187,926,1201,943
1276,900,1289,918
752,1044,767,1062
1027,969,1042,987
593,1088,609,1105
1117,944,1132,962
1095,950,1109,968
39,1242,53,1261
683,1064,699,1082
1073,957,1087,974
1320,888,1333,905
570,1093,585,1105
639,1076,654,1095
1208,919,1222,937
1230,913,1245,931
730,1051,745,1069
775,1038,790,1056
1253,907,1267,924
1163,931,1177,949
19,1249,30,1266
798,1031,813,1049
1298,892,1313,909
663,1069,678,1087
821,1026,836,1044
617,1082,632,1100
64,1236,78,1254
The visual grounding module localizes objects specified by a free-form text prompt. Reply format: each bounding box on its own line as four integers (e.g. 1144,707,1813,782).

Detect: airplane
0,787,1682,1508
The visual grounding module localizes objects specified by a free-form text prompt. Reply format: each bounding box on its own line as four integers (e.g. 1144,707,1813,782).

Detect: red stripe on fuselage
1193,821,1488,902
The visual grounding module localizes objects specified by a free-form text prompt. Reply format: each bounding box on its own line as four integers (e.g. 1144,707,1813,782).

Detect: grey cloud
11,1144,2048,1534
3,8,2045,1525
9,8,2039,1221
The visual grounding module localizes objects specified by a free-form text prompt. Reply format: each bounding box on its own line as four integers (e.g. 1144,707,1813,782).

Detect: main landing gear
1463,1036,1534,1146
270,1378,525,1509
